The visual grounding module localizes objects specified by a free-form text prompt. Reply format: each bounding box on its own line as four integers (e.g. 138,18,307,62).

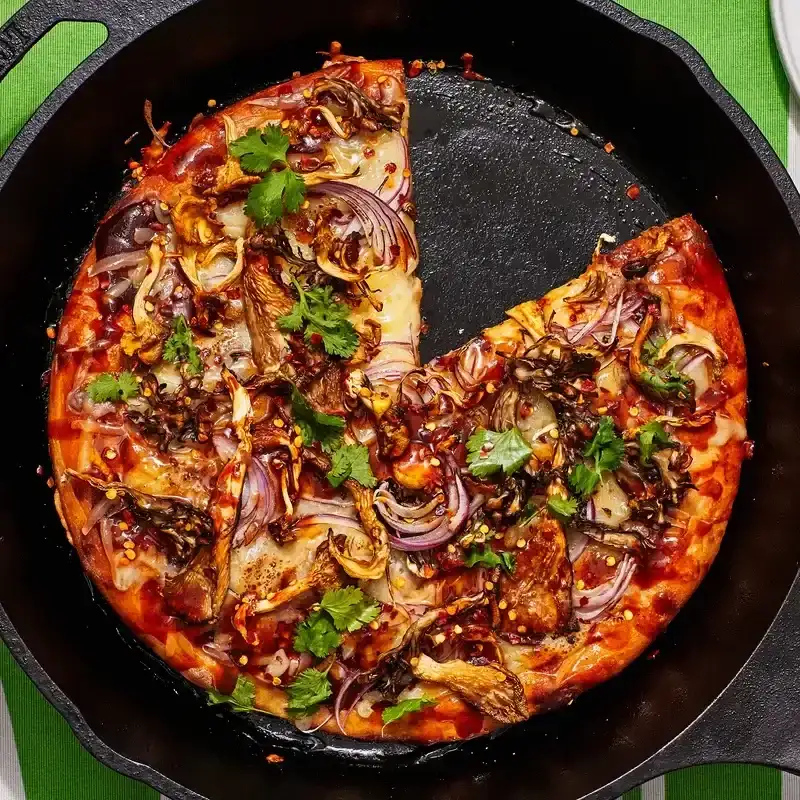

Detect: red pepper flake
329,41,342,56
519,403,532,419
363,147,375,158
743,439,755,460
46,477,55,489
461,52,485,81
45,326,56,340
407,59,424,78
570,126,579,136
309,332,323,346
626,184,641,201
384,162,397,174
604,142,615,154
36,465,45,477
389,244,401,260
266,753,285,764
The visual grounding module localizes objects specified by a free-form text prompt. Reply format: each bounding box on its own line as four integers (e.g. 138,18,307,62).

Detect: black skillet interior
1,1,800,798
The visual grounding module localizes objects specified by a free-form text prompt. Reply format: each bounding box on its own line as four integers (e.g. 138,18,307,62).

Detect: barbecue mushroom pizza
48,50,747,743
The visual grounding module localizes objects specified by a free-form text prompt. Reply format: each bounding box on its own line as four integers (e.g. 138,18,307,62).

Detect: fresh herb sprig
277,278,359,358
229,126,306,227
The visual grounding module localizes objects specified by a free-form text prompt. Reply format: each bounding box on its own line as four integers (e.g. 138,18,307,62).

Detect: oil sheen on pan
47,48,748,743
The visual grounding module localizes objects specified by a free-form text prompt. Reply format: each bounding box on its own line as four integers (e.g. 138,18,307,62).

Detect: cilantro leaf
584,416,624,473
638,420,676,464
290,387,345,453
229,125,290,174
381,697,436,725
568,462,600,500
320,586,381,632
642,335,666,365
327,444,376,488
466,427,533,479
86,371,139,403
207,675,256,711
640,366,694,405
293,611,342,658
464,544,516,574
519,499,540,525
286,669,332,718
245,169,306,228
277,279,358,359
163,315,203,374
547,495,578,521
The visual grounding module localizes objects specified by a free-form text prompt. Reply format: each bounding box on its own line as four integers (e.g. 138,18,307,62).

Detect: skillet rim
0,1,799,797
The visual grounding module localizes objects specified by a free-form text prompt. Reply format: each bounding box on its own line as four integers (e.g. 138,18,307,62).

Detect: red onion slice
387,457,471,551
567,528,589,562
310,181,417,265
375,484,445,519
572,555,636,622
232,456,277,548
89,250,148,277
296,514,364,531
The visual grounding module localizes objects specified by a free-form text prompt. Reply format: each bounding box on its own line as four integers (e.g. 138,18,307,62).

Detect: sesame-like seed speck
124,550,136,560
377,75,388,83
576,579,585,590
160,202,169,211
629,406,640,417
446,605,457,615
302,200,310,209
273,418,285,428
238,655,248,665
266,592,276,600
430,457,441,467
434,633,446,645
118,522,129,531
293,436,303,448
393,577,406,589
144,301,155,312
123,540,134,550
479,524,489,534
447,544,456,553
207,99,217,107
517,625,527,634
484,581,494,591
303,89,312,98
410,656,419,666
425,422,436,431
280,120,290,129
508,610,517,621
272,676,282,686
498,599,508,610
46,478,55,488
105,489,118,500
485,383,496,394
369,620,380,630
46,326,56,339
549,428,560,439
402,169,411,178
294,425,302,435
516,538,526,549
606,556,617,567
624,609,634,621
597,406,608,414
570,126,579,136
453,624,463,635
104,449,117,460
143,388,152,397
359,387,372,397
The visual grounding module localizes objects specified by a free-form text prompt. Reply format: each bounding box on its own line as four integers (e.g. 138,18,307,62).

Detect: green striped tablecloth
0,0,795,797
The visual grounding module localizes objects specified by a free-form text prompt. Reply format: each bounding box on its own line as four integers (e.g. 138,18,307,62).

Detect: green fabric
620,0,789,162
0,0,791,798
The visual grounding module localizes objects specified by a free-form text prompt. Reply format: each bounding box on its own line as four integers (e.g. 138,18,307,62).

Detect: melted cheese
708,415,747,447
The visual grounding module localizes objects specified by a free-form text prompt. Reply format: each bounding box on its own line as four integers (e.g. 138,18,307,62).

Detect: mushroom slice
327,480,389,580
208,368,254,615
64,469,211,558
411,654,528,724
249,541,343,614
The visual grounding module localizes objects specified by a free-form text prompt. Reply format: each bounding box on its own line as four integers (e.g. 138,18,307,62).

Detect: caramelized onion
572,555,636,622
88,250,148,277
310,181,417,265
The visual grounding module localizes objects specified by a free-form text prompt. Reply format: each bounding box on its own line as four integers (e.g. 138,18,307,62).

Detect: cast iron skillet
1,0,800,798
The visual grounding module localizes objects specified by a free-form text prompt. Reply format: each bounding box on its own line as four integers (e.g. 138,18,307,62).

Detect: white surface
0,682,26,800
773,0,800,100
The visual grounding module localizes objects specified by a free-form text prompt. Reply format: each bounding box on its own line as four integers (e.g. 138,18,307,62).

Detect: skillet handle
0,0,197,84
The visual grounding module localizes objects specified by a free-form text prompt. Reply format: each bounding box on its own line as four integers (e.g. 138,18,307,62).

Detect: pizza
48,49,748,744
